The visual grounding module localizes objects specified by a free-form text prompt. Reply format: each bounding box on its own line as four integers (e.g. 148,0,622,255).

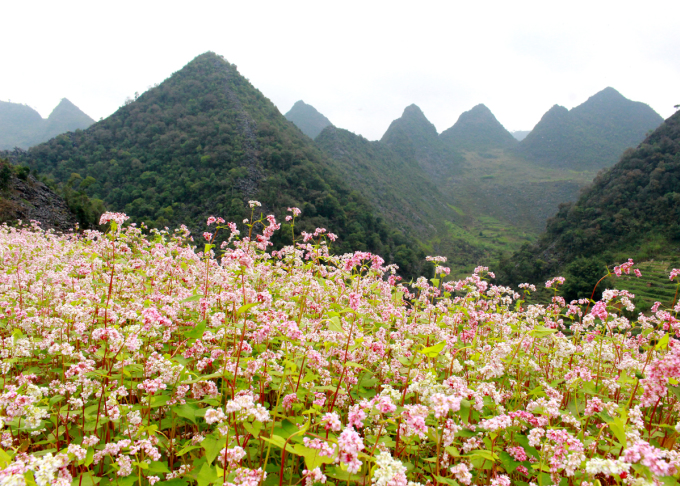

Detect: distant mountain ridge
0,99,94,150
517,87,663,170
284,100,332,139
501,107,680,288
439,104,517,151
381,104,463,178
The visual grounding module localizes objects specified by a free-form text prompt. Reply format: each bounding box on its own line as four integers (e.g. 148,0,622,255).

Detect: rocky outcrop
0,166,77,231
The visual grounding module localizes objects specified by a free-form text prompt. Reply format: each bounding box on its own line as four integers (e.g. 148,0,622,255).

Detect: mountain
4,52,429,276
0,102,44,150
284,100,332,139
314,125,475,251
517,87,663,170
0,99,94,150
0,157,79,231
42,98,95,141
380,104,463,179
511,130,530,141
439,104,517,151
500,108,680,295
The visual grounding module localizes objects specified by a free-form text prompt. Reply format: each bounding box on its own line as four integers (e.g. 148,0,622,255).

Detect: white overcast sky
2,0,679,140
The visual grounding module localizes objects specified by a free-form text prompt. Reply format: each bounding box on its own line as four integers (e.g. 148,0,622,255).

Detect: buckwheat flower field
1,207,680,486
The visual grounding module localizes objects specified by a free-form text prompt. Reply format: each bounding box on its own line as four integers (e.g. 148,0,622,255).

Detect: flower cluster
0,212,677,486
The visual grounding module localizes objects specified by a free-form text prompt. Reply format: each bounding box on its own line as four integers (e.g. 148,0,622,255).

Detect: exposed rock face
0,168,77,231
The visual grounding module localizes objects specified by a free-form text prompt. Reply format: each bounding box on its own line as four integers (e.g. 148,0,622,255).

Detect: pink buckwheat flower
337,426,365,473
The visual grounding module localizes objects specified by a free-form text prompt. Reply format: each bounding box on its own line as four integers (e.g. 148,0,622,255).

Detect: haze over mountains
0,99,94,150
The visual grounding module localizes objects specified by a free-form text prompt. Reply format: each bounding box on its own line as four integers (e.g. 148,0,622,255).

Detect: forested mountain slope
4,52,430,276
380,104,463,179
500,108,680,291
517,87,663,170
439,104,517,151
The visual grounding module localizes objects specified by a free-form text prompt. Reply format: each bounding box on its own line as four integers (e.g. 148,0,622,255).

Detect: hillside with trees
500,108,680,299
439,103,518,151
380,104,464,179
0,98,94,150
516,87,663,170
4,52,431,276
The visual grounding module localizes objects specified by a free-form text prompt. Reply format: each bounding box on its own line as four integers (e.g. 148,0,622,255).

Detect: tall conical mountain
439,104,517,151
0,99,94,150
517,87,663,170
380,104,462,178
284,100,332,139
42,98,95,141
501,108,680,287
5,52,428,276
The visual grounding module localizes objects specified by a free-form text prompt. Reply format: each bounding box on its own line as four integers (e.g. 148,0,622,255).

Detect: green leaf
530,326,557,338
71,474,101,486
175,445,201,456
186,321,206,339
196,463,219,486
324,466,363,482
327,316,343,333
261,435,287,449
498,451,519,473
236,302,259,315
148,461,171,474
181,295,203,303
243,420,263,437
434,476,460,486
150,394,170,408
465,449,497,462
420,341,446,358
173,404,198,424
82,447,94,467
290,444,336,470
669,386,680,401
157,480,188,486
656,332,670,350
201,436,227,465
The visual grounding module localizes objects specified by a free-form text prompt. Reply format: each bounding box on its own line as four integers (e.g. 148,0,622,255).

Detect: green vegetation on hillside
439,103,517,151
380,104,463,179
4,53,430,277
500,109,680,297
516,87,663,170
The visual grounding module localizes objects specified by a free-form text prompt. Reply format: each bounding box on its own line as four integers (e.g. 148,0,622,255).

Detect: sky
2,0,679,141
